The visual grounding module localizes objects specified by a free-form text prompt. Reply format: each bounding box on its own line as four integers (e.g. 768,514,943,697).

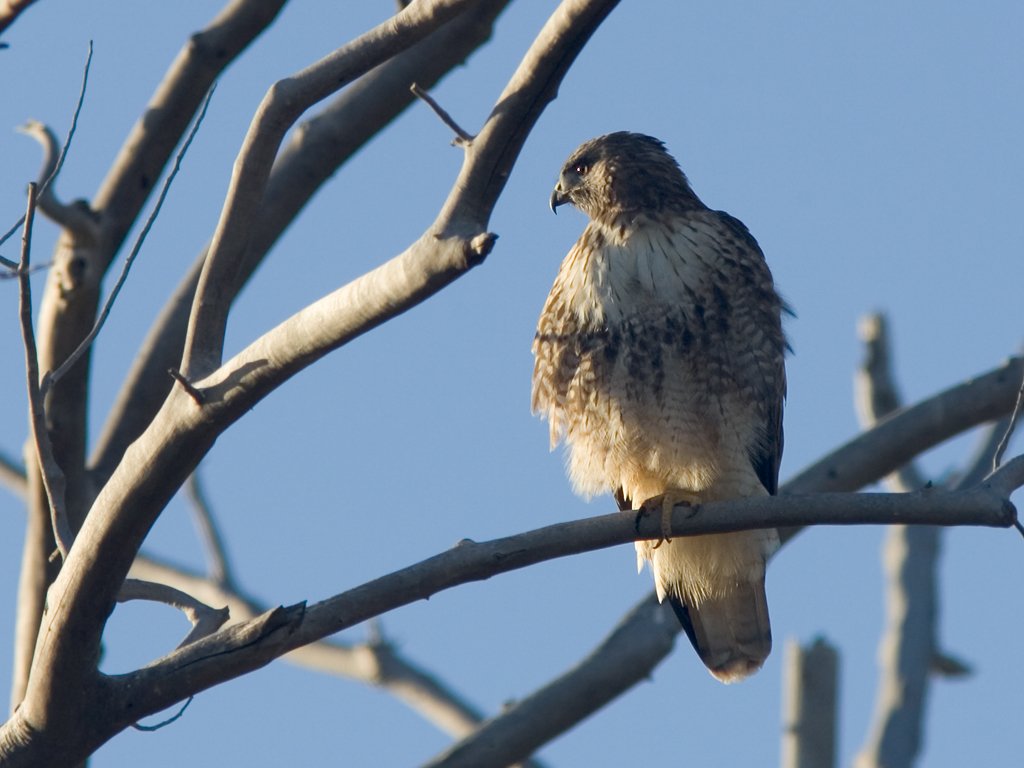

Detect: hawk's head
550,132,701,223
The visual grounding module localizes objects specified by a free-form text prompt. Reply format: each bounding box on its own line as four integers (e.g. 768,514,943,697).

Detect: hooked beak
549,184,569,214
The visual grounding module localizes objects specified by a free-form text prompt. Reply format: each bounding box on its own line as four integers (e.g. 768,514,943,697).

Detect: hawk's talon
632,507,647,535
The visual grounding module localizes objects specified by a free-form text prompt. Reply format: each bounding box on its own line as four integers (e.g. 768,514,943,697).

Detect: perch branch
112,482,1018,731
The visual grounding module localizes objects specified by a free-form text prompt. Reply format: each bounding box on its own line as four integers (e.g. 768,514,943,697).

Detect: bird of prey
532,132,787,683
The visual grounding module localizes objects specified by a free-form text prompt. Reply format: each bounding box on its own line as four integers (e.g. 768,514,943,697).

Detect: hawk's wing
716,210,787,496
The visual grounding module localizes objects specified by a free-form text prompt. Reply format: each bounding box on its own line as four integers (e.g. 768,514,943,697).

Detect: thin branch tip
410,82,475,144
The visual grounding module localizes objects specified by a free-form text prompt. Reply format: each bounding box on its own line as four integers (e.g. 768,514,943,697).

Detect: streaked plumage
532,132,787,682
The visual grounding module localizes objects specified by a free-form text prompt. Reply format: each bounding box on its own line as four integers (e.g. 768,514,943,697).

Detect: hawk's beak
550,184,569,214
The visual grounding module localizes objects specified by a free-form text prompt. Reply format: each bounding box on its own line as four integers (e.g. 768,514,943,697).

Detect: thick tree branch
89,0,511,486
423,596,678,768
854,313,973,768
781,638,839,768
778,355,1023,546
182,0,484,378
90,0,286,269
2,3,616,764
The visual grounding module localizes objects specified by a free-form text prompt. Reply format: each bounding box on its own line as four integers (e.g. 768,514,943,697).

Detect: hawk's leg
641,490,700,547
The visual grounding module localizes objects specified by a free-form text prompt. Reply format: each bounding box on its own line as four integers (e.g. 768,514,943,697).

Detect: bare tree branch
117,579,229,648
428,356,1024,763
90,0,286,268
130,553,538,760
17,183,72,560
15,120,98,241
112,485,1017,723
0,3,620,764
41,85,215,397
181,0,486,378
89,0,511,488
854,313,928,492
423,596,677,768
854,313,962,768
411,82,475,144
778,354,1024,548
1,41,93,258
183,471,234,588
781,638,839,768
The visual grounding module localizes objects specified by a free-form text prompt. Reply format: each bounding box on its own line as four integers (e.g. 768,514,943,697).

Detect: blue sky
1,2,1022,765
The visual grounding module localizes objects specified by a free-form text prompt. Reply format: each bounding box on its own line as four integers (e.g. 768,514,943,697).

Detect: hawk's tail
669,580,772,684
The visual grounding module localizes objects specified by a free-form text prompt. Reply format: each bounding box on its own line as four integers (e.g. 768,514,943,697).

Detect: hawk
532,132,787,683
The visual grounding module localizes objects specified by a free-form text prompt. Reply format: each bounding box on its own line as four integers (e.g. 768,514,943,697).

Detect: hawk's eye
574,162,589,176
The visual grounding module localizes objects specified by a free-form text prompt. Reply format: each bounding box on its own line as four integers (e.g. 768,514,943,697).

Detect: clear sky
1,2,1022,766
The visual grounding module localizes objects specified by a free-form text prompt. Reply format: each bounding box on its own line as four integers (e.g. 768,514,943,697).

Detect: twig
168,368,205,405
16,120,99,239
18,183,73,559
41,84,216,398
117,578,229,648
953,418,1010,489
184,470,234,588
0,40,92,256
992,373,1024,471
411,82,475,144
130,696,194,732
